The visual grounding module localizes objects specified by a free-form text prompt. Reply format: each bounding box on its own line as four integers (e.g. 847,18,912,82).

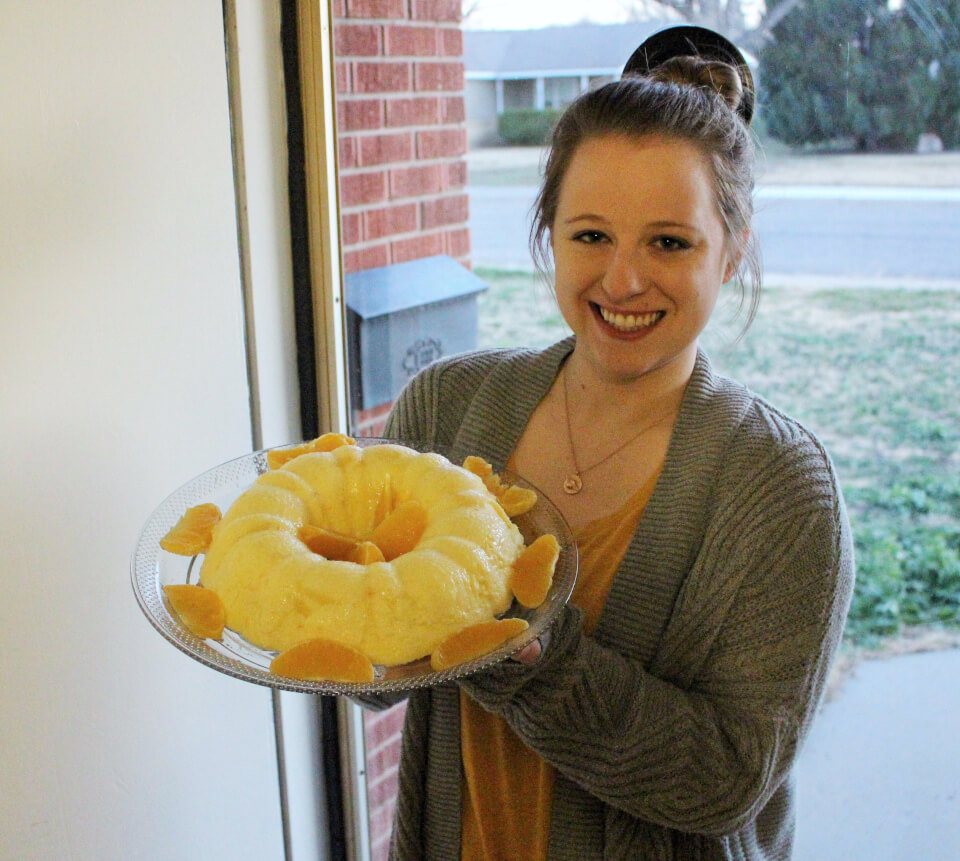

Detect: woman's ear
723,256,740,285
723,230,750,284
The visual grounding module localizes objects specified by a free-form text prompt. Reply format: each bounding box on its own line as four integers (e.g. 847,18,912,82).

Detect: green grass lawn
476,268,960,646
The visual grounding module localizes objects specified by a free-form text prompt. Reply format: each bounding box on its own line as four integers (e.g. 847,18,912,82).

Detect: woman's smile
593,303,666,335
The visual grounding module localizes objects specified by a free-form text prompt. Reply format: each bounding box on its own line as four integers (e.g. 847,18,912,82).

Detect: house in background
463,21,677,146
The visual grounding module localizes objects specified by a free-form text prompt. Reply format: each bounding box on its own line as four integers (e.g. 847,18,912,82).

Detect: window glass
327,2,960,857
463,5,959,855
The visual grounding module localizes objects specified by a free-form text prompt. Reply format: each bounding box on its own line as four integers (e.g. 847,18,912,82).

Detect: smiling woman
367,25,855,861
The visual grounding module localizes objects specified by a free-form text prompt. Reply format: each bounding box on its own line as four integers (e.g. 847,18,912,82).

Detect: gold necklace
561,365,675,495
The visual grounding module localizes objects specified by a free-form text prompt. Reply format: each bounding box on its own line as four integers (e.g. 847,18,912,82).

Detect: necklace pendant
563,473,583,495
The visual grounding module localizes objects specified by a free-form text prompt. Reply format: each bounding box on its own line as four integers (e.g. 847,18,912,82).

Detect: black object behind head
622,25,755,125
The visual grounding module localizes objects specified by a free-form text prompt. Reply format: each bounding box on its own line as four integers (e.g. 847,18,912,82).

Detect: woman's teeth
599,307,664,332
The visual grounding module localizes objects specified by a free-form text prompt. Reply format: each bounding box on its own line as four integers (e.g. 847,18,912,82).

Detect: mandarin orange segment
348,541,386,565
270,638,376,683
163,584,226,640
462,455,508,497
312,432,357,452
511,533,560,608
370,499,428,560
462,456,538,515
498,485,538,517
430,617,530,671
462,455,493,479
482,472,505,496
267,433,357,469
159,503,222,555
267,442,313,470
298,524,359,560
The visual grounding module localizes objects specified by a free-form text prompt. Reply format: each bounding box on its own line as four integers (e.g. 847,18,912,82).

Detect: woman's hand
510,632,549,665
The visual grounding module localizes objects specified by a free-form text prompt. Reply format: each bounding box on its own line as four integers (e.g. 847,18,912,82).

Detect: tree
633,0,746,33
621,0,807,50
759,0,960,151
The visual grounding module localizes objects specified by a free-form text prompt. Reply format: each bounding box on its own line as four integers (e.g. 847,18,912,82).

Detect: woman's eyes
653,235,691,251
570,231,691,250
571,229,607,244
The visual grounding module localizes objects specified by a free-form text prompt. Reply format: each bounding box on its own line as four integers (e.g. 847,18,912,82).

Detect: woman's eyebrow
563,214,700,233
562,213,608,224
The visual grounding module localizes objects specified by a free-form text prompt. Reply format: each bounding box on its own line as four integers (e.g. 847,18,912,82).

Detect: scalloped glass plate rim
131,438,578,694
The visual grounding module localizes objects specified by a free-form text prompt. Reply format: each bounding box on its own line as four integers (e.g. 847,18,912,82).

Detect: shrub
497,109,562,146
845,475,960,644
847,526,905,642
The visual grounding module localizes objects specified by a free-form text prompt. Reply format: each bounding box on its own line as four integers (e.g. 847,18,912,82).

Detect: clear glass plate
131,439,578,695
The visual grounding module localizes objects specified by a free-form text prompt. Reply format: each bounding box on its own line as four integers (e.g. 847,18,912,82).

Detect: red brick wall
363,702,409,860
331,1,469,855
334,0,469,277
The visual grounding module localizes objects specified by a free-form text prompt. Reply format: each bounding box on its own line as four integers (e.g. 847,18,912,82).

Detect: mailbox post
344,255,488,427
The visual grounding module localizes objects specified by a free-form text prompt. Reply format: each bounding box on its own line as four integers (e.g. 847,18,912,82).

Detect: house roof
464,21,678,79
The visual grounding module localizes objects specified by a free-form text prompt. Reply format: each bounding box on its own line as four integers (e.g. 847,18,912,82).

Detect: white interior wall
0,3,293,858
231,2,332,858
233,0,303,451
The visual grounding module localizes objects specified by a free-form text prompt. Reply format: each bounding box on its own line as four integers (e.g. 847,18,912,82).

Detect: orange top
460,469,660,860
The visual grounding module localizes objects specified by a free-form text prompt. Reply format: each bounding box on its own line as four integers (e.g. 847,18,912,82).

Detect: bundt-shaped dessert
198,442,526,666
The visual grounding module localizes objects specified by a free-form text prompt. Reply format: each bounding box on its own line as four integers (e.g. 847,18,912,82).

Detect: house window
543,75,580,109
502,78,535,110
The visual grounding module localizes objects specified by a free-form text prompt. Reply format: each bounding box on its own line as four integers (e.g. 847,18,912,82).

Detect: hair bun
648,55,745,115
623,25,755,124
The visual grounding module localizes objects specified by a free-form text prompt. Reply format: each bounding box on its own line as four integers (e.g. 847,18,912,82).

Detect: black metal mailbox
344,255,488,410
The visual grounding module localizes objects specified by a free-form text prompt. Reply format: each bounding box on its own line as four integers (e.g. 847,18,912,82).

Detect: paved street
467,183,960,284
754,187,960,282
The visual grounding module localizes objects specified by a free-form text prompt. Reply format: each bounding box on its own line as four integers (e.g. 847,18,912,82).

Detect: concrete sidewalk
794,648,960,860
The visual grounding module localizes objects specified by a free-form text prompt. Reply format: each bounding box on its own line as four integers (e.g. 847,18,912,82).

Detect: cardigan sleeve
461,410,855,838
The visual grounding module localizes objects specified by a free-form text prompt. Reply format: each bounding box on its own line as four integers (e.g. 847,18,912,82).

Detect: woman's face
550,134,738,385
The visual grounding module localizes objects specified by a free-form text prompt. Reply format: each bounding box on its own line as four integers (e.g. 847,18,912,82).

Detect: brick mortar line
344,56,465,62
341,132,466,145
344,202,468,220
339,155,467,169
338,181,468,196
340,125,466,135
344,227,468,249
343,57,465,62
344,199,470,218
344,190,469,204
336,95,466,108
334,18,462,27
338,169,468,187
342,237,468,253
342,89,466,100
354,132,458,142
372,831,392,849
338,94,465,103
337,91,466,97
343,233,467,249
366,759,400,785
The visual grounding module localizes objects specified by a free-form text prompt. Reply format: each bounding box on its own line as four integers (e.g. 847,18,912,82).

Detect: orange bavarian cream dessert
195,439,533,667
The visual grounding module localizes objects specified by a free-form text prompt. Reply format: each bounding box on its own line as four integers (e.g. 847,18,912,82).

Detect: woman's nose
600,245,645,302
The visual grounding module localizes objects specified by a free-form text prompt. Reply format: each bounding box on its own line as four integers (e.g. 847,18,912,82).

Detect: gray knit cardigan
373,337,854,860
